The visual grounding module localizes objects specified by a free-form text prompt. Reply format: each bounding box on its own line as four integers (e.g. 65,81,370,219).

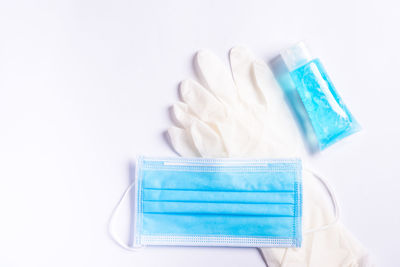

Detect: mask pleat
143,201,294,216
142,214,295,237
143,189,295,203
142,170,296,192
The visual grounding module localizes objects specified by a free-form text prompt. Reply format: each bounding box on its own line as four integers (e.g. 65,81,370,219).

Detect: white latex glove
168,47,300,158
167,47,372,267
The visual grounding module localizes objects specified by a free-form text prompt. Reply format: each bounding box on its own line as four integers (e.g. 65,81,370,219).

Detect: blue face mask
129,156,302,248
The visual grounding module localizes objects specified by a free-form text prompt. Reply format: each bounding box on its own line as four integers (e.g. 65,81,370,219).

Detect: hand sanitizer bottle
281,42,360,150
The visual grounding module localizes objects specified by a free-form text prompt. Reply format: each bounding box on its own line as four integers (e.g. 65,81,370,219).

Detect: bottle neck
281,42,315,71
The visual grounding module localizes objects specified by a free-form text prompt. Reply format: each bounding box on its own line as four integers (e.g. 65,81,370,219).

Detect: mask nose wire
108,182,138,251
303,168,340,234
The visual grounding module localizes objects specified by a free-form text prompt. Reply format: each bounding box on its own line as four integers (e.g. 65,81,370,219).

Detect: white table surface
1,0,399,266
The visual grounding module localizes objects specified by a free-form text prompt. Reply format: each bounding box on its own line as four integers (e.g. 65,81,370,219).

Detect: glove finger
253,59,283,111
180,79,227,124
190,120,228,158
260,248,286,267
172,101,198,129
229,47,267,107
253,60,302,154
195,50,238,106
167,126,200,157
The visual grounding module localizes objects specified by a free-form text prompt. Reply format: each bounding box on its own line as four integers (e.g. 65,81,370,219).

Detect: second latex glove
262,170,371,267
167,47,371,267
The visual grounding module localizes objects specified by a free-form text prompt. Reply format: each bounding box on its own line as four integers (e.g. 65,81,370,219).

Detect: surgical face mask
112,156,303,248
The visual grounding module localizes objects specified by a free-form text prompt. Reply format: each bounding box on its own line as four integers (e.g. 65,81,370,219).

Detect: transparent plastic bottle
281,42,360,150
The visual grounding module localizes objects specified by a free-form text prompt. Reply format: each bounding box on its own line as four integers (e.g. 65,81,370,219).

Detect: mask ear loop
303,168,340,234
108,182,138,251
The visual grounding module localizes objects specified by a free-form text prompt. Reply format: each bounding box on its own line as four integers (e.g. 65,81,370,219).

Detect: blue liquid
289,59,360,149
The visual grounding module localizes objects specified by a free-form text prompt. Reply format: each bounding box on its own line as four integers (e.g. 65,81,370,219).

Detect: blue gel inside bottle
281,42,360,150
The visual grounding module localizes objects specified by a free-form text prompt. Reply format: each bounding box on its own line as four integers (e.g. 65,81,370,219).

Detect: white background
0,0,399,266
